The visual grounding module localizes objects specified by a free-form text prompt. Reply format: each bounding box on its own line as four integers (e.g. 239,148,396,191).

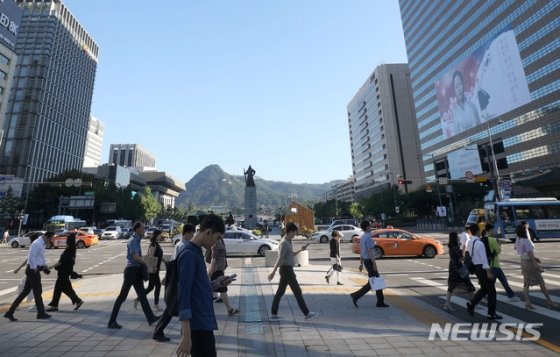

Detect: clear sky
64,0,408,185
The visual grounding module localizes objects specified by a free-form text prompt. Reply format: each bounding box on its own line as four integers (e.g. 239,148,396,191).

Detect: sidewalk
0,262,556,356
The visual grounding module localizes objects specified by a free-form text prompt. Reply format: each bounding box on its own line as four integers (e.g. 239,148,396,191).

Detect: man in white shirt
459,226,471,253
4,232,55,321
465,224,501,320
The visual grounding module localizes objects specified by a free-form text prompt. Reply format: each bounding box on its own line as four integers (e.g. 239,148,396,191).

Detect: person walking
47,233,84,312
4,232,55,321
325,230,343,285
350,221,389,308
176,214,235,357
209,236,239,316
268,222,318,321
135,229,164,312
459,226,471,254
482,224,520,302
515,225,558,310
465,224,501,320
13,233,42,311
107,221,160,329
444,232,476,311
153,223,196,342
2,229,9,244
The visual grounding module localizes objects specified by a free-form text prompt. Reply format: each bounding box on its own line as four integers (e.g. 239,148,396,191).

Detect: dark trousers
144,272,161,305
271,266,309,316
153,307,173,338
191,330,216,357
352,259,385,303
491,267,515,298
8,267,45,315
471,264,497,315
50,274,81,307
109,267,156,324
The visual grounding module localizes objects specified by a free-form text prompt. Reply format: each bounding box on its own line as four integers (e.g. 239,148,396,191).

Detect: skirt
520,258,543,287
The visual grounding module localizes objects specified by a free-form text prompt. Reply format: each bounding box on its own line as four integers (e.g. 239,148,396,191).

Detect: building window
0,54,8,65
0,70,6,81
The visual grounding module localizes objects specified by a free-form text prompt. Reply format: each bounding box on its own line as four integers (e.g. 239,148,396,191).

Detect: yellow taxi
50,230,99,249
352,228,444,259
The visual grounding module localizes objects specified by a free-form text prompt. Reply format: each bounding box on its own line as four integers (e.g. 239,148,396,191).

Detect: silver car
8,231,46,248
223,230,279,256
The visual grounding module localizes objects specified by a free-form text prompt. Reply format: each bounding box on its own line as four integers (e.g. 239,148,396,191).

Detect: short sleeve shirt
126,233,142,268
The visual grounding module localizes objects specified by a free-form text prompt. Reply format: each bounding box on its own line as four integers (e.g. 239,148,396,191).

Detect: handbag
463,239,480,275
368,276,386,291
145,245,157,274
332,263,343,272
458,264,469,279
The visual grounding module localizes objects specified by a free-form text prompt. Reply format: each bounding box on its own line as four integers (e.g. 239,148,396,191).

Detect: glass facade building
399,1,560,195
0,0,98,191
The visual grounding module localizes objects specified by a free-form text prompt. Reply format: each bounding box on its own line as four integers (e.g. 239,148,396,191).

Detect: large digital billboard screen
447,145,483,180
0,0,22,51
435,29,531,139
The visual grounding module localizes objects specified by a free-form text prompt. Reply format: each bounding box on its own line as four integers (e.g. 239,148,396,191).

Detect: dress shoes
153,334,171,342
108,321,122,329
37,313,51,319
466,302,475,317
4,312,17,322
74,300,84,311
376,303,390,308
350,293,358,308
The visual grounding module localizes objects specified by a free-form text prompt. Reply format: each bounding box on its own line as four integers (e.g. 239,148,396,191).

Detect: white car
8,231,46,248
102,226,122,240
312,225,363,243
171,233,182,245
223,230,279,256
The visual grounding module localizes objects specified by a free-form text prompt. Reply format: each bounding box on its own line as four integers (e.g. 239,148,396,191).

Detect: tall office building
0,1,23,147
83,115,104,168
0,0,98,191
399,1,560,196
109,144,156,170
348,64,424,200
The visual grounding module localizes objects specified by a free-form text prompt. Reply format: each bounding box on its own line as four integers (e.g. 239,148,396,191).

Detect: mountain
175,164,343,210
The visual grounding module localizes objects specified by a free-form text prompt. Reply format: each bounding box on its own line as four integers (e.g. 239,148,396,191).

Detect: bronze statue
244,165,256,187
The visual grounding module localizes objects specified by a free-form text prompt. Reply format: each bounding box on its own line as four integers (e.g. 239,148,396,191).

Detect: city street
0,232,559,356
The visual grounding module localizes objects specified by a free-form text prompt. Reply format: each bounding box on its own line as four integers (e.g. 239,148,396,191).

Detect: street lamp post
486,121,502,201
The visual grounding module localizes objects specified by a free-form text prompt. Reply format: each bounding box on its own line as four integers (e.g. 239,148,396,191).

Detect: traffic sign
438,177,448,185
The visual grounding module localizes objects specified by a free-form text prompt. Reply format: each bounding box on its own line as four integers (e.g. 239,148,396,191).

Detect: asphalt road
1,232,559,347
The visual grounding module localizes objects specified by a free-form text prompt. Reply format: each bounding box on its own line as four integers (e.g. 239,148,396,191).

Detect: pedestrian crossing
401,267,560,324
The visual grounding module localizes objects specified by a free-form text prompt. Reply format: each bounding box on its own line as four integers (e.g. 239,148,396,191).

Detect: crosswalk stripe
410,277,560,320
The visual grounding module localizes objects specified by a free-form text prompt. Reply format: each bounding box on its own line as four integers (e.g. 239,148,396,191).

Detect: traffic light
398,179,405,186
398,179,412,185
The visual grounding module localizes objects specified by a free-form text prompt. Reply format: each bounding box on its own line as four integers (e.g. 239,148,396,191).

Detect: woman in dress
135,229,164,311
209,236,239,316
325,230,343,285
444,231,476,311
515,225,558,309
47,233,84,311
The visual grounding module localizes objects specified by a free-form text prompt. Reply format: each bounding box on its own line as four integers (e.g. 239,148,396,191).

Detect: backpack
163,248,186,317
463,239,479,275
480,236,496,266
145,244,157,274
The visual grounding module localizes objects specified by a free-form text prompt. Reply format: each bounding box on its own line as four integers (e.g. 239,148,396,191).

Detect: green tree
349,202,364,220
140,187,160,224
0,187,24,230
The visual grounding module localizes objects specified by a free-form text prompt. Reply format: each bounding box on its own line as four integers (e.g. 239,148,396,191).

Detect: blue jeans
491,267,515,298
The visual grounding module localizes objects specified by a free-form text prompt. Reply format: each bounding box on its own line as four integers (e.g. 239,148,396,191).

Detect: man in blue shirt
350,221,389,308
176,215,234,357
108,221,160,329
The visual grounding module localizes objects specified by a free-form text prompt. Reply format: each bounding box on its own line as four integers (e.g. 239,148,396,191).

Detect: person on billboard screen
452,70,480,135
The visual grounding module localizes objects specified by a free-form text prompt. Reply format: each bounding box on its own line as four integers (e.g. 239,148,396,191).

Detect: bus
485,198,560,241
45,215,87,233
105,219,132,229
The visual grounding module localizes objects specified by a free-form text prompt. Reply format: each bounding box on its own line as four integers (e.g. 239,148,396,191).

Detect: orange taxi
352,228,444,259
50,230,99,249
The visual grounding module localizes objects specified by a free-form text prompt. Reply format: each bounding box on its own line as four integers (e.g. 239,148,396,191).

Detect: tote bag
368,276,386,291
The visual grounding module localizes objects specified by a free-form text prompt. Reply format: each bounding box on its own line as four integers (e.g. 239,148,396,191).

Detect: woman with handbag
444,231,475,311
325,230,343,285
135,229,165,312
209,236,239,316
515,225,558,310
47,233,84,312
